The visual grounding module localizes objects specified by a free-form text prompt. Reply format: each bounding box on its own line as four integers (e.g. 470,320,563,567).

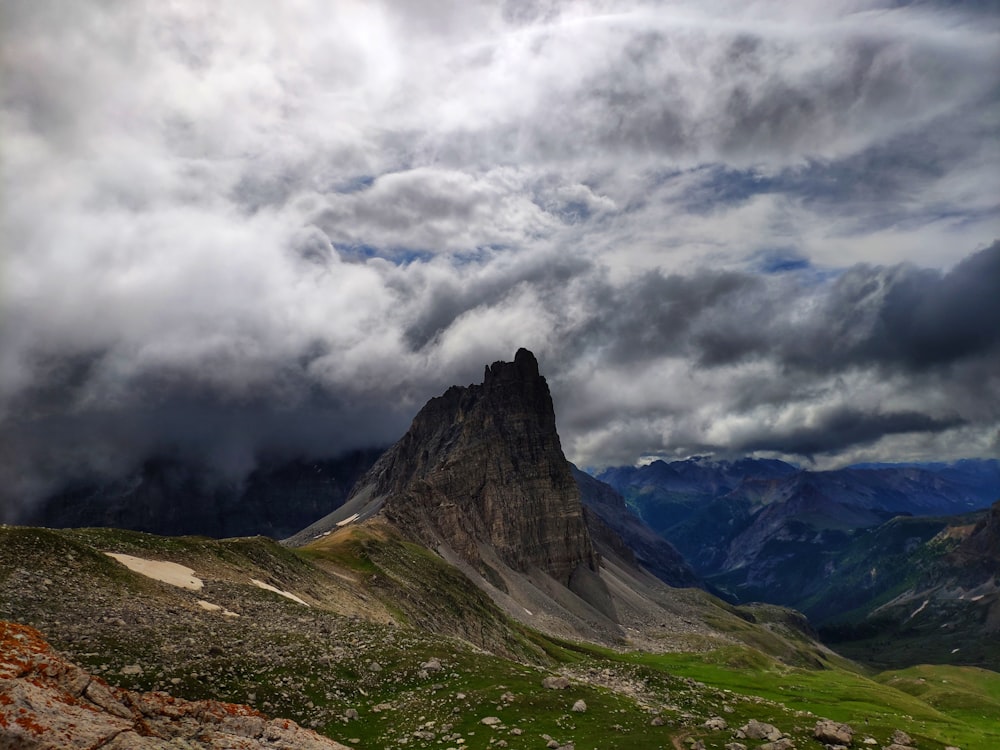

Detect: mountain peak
484,347,540,383
292,350,598,586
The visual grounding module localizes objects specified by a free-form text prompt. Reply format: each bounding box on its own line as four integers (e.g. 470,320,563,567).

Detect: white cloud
1,0,998,513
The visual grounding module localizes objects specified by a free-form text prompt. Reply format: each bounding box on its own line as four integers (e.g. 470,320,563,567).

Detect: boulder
815,719,854,746
759,740,795,750
891,731,913,746
741,719,784,741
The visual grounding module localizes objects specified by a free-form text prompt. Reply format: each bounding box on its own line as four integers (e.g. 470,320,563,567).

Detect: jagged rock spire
351,349,598,584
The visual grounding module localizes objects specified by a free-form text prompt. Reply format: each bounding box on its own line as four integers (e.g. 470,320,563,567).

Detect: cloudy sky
2,0,999,516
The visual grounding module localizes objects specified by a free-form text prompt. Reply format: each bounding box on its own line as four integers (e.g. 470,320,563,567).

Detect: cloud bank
2,0,998,518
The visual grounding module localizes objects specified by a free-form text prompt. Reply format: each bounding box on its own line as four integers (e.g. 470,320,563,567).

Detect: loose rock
760,740,795,750
740,719,784,742
815,719,854,746
891,730,913,746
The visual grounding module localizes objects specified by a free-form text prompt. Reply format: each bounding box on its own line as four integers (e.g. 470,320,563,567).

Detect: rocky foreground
0,620,350,750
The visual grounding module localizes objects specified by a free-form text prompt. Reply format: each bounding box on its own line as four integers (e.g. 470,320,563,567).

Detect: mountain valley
599,458,1000,671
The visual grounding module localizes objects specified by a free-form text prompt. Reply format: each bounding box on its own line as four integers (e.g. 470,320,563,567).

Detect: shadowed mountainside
571,464,700,589
24,450,382,540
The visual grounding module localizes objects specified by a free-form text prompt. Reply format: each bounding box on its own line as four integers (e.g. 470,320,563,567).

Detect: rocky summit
292,349,597,586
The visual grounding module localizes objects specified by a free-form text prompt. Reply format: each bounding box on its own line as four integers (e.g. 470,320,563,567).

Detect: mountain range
2,350,998,748
17,352,1000,671
598,455,1000,669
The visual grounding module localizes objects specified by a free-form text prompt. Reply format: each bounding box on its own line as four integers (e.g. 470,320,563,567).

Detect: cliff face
951,499,1000,573
356,349,597,585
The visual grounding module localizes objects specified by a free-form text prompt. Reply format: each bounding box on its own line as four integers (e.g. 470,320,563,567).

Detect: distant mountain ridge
817,500,1000,670
597,455,1000,669
598,456,1000,579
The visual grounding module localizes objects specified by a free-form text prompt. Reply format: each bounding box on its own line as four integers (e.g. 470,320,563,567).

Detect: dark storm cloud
587,242,1000,376
867,243,1000,367
568,270,770,365
781,241,1000,372
729,408,966,458
545,244,1000,466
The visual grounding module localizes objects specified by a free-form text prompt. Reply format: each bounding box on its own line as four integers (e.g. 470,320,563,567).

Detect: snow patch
197,600,240,617
105,553,203,591
907,599,929,621
251,578,309,607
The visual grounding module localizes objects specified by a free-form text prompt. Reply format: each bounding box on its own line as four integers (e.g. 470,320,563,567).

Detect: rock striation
0,620,350,750
297,349,598,586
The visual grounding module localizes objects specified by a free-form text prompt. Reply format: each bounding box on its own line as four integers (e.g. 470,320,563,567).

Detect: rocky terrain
0,620,349,749
571,465,700,590
288,350,787,651
2,523,990,750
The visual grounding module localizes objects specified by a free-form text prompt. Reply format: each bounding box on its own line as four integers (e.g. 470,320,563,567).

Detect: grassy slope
877,664,1000,731
1,524,997,749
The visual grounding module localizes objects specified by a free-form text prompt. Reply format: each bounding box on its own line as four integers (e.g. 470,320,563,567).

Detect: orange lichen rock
0,621,351,749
